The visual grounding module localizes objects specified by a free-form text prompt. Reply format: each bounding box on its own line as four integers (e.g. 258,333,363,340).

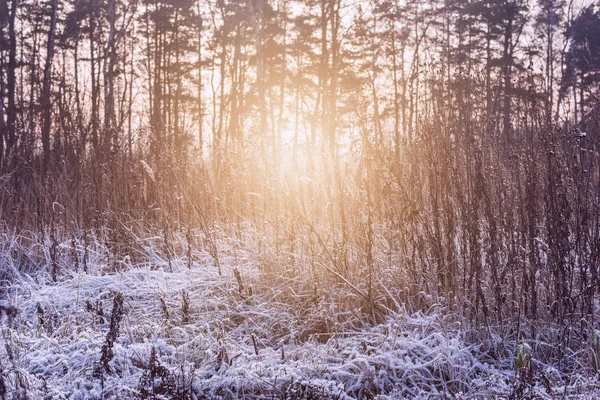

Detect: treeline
1,0,600,339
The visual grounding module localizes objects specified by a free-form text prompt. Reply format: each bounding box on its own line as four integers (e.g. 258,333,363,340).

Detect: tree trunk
90,0,99,153
5,0,17,163
41,0,58,176
103,0,117,154
502,12,514,143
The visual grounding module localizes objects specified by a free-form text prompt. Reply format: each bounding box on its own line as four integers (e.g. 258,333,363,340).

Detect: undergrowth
0,227,598,399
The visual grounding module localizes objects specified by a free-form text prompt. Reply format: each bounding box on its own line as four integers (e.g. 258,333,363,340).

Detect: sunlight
2,0,600,397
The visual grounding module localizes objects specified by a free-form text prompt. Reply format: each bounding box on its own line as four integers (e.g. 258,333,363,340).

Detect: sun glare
2,0,600,397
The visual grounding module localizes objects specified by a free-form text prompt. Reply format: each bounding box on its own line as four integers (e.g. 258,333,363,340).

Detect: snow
0,232,599,399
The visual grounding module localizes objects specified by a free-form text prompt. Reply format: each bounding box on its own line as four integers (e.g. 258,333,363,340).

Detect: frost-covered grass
0,229,599,399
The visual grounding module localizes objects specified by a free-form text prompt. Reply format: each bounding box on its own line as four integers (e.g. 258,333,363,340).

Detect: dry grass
0,227,599,399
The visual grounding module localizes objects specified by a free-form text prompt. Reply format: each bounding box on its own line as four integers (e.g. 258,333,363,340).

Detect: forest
1,0,600,398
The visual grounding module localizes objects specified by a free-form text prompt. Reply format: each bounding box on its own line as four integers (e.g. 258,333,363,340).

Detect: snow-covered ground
0,232,599,399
